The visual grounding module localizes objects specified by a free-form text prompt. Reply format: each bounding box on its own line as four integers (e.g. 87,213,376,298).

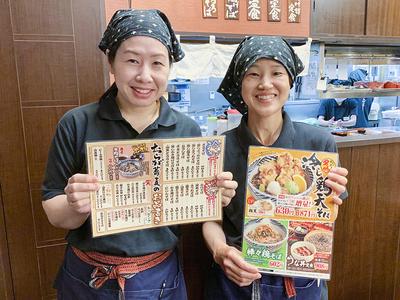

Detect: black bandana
218,36,304,115
99,9,184,62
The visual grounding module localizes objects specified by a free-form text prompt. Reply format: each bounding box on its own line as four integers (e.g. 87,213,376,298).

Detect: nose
136,65,152,83
258,76,273,89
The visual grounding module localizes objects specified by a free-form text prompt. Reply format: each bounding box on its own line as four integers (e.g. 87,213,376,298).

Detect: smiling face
109,36,170,109
241,58,291,120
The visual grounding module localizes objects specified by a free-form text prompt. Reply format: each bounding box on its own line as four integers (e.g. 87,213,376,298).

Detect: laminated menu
242,146,338,280
86,136,225,237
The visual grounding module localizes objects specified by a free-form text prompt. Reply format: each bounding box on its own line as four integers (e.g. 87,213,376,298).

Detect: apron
54,245,187,300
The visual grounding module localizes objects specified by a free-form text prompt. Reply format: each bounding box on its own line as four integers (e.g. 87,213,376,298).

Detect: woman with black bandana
41,9,237,299
202,36,349,299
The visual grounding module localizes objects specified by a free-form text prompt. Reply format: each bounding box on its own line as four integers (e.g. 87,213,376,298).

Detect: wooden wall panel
0,190,13,299
1,0,107,298
331,143,400,300
10,0,73,35
329,146,379,299
396,253,400,300
23,107,74,189
31,190,67,245
37,245,66,299
371,143,400,299
14,42,79,106
328,148,352,298
366,0,400,36
311,0,365,35
0,1,42,298
72,0,108,104
106,0,311,37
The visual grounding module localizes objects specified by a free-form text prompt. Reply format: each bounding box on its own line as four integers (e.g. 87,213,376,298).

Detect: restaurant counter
327,126,400,300
333,126,400,148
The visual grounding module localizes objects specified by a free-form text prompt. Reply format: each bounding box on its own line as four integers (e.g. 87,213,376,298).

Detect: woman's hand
216,172,238,207
325,167,348,220
214,243,261,287
325,167,348,205
64,174,99,214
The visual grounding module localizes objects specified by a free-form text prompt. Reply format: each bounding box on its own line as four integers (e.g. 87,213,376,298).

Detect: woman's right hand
64,174,99,214
214,243,261,287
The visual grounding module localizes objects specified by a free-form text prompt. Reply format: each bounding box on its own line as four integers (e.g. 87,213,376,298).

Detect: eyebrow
122,49,168,59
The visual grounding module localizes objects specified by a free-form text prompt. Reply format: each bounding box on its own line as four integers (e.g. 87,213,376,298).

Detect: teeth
257,95,275,100
134,87,152,94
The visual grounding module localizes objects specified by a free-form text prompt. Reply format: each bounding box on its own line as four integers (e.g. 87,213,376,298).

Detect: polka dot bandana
99,9,184,62
218,36,304,115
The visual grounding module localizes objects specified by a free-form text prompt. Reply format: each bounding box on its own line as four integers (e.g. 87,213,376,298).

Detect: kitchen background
166,40,400,135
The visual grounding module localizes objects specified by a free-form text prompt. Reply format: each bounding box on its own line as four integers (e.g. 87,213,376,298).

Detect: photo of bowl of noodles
244,219,288,252
118,159,144,178
304,230,333,253
248,152,314,201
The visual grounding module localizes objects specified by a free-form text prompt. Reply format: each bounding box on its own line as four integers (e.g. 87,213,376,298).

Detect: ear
108,60,115,75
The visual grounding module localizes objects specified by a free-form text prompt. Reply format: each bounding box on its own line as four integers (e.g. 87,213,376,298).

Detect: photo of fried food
251,152,308,195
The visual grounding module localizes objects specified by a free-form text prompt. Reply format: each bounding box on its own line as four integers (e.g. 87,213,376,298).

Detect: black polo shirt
42,85,202,256
222,112,342,248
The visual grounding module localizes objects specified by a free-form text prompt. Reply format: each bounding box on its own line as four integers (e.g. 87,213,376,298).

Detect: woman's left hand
325,167,348,206
324,167,348,220
216,172,238,207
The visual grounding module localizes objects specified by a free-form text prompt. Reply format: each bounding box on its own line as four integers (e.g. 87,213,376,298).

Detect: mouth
256,94,276,101
131,87,153,96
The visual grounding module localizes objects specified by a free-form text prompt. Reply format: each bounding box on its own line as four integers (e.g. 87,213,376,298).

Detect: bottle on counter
216,118,228,135
207,116,218,136
368,98,380,127
227,109,242,131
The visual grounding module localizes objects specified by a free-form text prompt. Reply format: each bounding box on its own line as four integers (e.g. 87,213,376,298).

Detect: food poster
242,146,338,279
86,136,225,237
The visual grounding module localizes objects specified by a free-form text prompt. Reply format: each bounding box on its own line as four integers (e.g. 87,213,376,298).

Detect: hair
107,42,121,64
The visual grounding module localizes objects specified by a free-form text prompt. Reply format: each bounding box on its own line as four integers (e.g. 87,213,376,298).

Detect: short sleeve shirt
317,98,357,122
42,85,202,256
222,112,339,248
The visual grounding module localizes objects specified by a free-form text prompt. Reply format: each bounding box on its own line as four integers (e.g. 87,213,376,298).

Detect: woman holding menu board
202,36,348,300
41,9,237,299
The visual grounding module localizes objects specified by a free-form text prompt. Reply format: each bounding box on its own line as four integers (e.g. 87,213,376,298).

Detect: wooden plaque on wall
267,0,281,22
247,0,261,21
202,0,218,18
288,0,301,23
225,0,239,20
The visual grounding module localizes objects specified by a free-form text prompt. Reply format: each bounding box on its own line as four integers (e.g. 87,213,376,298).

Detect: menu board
242,146,338,279
86,136,225,237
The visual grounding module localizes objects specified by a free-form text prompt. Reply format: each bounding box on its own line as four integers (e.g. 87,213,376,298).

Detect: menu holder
86,136,225,237
242,146,338,280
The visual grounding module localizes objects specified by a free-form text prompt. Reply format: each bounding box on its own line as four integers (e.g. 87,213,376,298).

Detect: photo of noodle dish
304,230,333,253
118,157,145,178
244,219,288,252
248,152,314,201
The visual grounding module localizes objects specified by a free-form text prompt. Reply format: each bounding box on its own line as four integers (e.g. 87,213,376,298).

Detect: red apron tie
72,247,172,291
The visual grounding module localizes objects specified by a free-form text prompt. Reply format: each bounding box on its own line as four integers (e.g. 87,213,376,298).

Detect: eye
273,71,284,76
247,72,260,77
153,61,165,66
127,59,139,64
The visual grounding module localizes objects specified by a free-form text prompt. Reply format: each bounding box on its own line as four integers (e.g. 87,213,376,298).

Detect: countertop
333,127,400,147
